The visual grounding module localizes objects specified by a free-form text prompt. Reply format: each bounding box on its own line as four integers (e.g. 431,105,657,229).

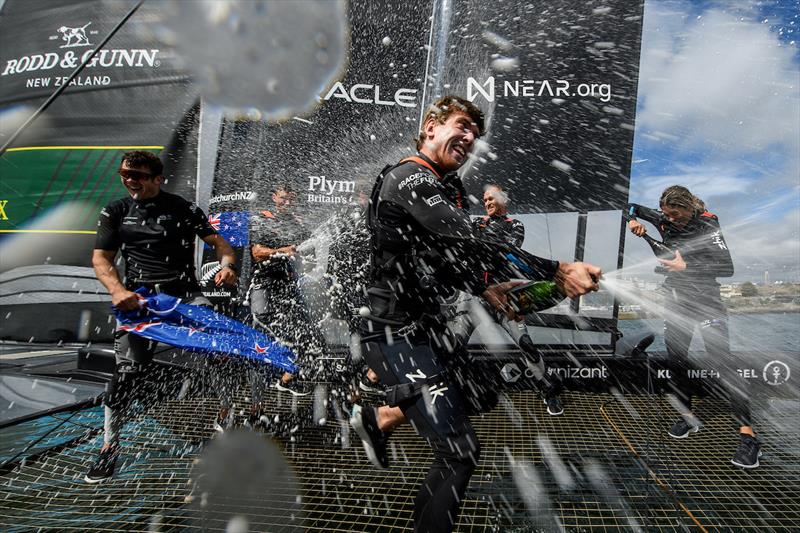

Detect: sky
623,0,800,282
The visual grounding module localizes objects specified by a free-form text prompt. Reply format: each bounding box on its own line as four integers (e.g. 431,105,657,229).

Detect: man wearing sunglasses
85,150,238,483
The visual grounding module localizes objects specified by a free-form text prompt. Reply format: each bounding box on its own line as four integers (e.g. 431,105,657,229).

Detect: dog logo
57,22,93,48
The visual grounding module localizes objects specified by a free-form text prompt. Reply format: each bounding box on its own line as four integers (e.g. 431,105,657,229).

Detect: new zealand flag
208,211,249,247
115,289,297,373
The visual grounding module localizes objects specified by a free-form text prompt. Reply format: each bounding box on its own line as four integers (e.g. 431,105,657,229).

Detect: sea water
618,312,800,355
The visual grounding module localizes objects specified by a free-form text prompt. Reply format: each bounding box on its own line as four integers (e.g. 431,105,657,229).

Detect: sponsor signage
321,82,417,108
501,363,522,383
466,76,612,104
547,365,609,380
763,360,790,386
655,363,792,386
209,191,257,206
307,175,357,205
438,0,643,213
0,1,197,264
0,9,179,100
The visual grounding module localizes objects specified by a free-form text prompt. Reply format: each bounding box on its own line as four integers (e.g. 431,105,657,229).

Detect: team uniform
93,191,228,459
469,214,563,404
472,214,525,248
249,208,325,386
362,153,558,533
628,204,750,428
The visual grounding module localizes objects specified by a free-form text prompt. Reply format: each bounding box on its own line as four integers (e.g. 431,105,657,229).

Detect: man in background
471,184,565,416
249,183,325,398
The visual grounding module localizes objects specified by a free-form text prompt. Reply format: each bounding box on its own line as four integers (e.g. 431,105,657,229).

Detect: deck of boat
1,345,797,533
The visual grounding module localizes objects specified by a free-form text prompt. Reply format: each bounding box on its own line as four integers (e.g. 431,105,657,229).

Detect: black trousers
250,277,327,379
664,288,752,427
363,336,489,533
104,292,234,446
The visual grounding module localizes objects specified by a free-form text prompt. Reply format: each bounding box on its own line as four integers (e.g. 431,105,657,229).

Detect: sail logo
322,82,417,108
307,175,357,205
209,191,256,205
467,77,495,102
1,21,160,79
467,76,612,103
56,23,93,48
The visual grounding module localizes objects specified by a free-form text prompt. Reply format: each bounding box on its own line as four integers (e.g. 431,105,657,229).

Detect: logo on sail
56,23,93,48
763,360,790,386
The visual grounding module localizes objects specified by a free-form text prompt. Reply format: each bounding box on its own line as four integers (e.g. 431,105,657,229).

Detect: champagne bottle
641,232,674,259
640,232,674,275
507,280,565,314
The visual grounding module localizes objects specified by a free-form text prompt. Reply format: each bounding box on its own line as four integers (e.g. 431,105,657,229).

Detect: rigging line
0,408,81,471
50,413,103,432
599,402,710,533
544,212,553,258
0,0,145,156
417,0,438,132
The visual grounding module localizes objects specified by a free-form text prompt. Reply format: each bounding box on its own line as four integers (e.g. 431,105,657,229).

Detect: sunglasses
119,168,155,181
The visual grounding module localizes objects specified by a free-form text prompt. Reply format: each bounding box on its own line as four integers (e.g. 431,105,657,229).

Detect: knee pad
103,361,144,409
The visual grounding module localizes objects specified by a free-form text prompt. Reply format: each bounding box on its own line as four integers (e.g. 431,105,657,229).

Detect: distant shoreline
619,305,800,320
727,306,800,316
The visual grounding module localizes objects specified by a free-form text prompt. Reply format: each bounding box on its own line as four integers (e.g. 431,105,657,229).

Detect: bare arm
251,243,297,262
628,219,647,237
553,261,602,298
202,233,239,287
92,249,143,311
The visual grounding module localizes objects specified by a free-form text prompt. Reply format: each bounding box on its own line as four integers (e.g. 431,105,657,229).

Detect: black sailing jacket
366,153,558,326
629,203,734,293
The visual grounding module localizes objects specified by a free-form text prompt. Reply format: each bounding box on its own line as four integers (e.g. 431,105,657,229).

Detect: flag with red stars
115,289,296,373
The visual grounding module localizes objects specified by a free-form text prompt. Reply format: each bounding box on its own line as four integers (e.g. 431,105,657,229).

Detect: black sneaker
544,395,564,416
275,378,311,397
350,404,389,469
84,446,119,484
668,418,702,439
731,435,762,468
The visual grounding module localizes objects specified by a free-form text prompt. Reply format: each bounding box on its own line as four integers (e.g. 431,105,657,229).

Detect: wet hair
415,95,485,150
483,183,509,204
273,182,295,195
693,195,707,213
660,185,698,213
121,150,163,176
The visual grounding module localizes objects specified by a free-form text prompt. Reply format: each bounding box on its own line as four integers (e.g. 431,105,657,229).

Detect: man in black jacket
470,184,565,415
628,185,760,468
249,183,325,397
357,95,602,533
86,150,238,483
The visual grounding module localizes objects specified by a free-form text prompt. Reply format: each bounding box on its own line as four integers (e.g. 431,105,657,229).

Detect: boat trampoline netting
1,381,797,532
